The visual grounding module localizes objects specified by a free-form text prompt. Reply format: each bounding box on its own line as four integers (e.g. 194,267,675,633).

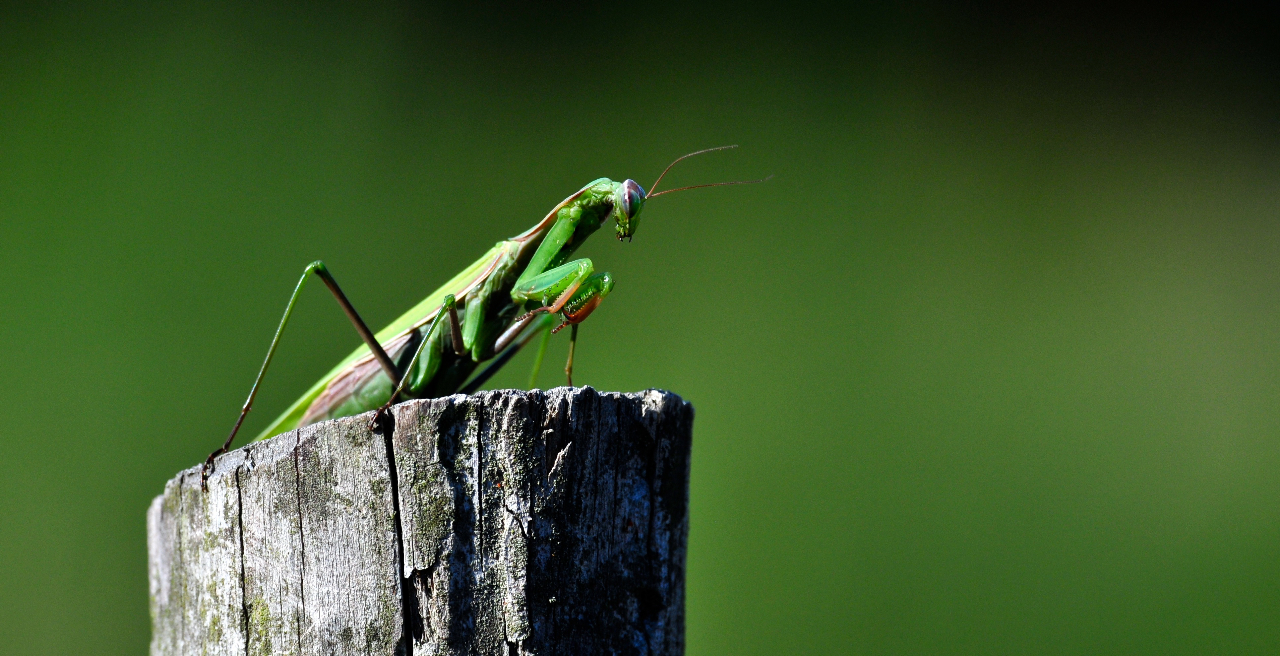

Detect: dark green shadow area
1,2,1278,653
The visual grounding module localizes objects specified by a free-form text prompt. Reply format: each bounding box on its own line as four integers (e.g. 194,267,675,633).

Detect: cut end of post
149,387,694,656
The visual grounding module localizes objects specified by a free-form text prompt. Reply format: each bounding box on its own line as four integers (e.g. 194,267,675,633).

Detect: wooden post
148,388,694,656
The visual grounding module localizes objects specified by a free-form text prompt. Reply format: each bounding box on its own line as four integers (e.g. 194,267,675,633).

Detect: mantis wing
297,330,418,427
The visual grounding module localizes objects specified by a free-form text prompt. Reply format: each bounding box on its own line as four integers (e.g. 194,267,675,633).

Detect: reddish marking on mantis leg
563,296,602,323
544,276,586,314
551,296,602,335
514,275,587,325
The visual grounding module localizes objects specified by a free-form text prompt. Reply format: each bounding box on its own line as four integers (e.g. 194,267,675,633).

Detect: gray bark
148,388,694,656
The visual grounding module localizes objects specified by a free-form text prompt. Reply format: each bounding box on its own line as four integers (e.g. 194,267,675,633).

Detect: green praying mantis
202,145,767,484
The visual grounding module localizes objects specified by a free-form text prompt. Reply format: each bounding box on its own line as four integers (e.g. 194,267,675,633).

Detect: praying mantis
202,146,766,484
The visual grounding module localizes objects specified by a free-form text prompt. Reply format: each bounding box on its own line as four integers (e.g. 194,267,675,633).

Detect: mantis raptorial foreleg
202,261,399,486
512,258,596,310
493,258,597,353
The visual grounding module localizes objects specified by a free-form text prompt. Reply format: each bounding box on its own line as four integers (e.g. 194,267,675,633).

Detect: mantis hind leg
203,261,400,488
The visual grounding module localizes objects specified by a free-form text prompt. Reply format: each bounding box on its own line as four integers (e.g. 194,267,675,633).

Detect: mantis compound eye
620,179,646,217
615,179,646,240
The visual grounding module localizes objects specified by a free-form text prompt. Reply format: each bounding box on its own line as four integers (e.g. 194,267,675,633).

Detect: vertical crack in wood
291,433,305,653
472,407,484,584
376,410,417,656
175,473,186,654
235,464,249,656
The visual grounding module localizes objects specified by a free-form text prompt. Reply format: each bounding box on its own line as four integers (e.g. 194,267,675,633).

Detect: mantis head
613,179,647,242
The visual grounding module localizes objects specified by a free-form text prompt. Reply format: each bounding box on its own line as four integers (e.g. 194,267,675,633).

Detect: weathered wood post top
148,387,694,655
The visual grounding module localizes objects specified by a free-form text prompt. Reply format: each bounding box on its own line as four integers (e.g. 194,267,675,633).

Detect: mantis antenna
647,144,772,198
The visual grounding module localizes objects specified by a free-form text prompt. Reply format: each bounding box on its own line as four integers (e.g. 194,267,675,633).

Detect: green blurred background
2,2,1279,653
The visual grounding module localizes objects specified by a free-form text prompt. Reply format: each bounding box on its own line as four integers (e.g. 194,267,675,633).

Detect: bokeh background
2,2,1279,653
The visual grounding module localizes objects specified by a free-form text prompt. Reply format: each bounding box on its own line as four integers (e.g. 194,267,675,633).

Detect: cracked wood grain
148,388,693,656
148,447,247,655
